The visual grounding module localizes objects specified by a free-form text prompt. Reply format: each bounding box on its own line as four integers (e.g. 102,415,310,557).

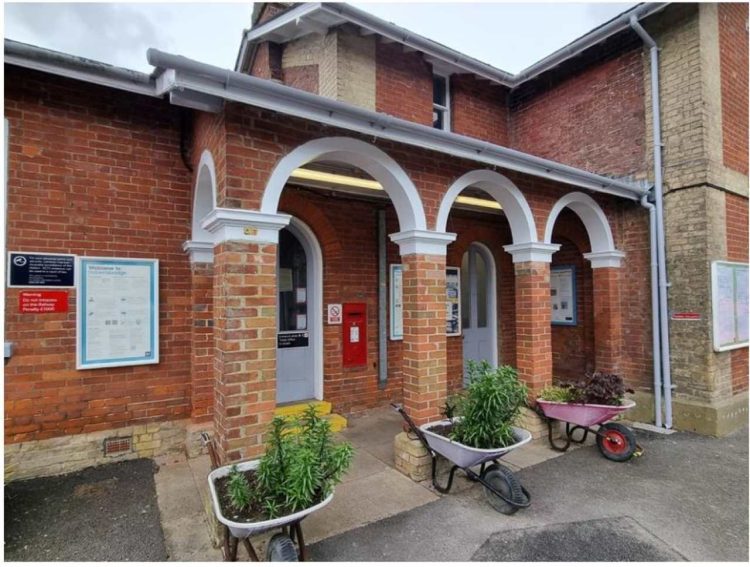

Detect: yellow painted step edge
275,400,332,418
325,414,348,433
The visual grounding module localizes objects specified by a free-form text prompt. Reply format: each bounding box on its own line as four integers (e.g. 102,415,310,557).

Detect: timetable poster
551,266,576,325
77,258,159,369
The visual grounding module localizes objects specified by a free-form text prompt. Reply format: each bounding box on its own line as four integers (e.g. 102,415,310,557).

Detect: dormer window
432,74,450,131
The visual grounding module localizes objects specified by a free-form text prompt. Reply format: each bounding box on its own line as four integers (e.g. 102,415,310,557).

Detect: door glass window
461,251,470,329
476,250,488,328
278,229,307,331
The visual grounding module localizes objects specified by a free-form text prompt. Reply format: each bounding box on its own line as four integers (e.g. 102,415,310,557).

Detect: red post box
342,303,367,367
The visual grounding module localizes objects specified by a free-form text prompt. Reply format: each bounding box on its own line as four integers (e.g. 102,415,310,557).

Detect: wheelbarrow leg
431,456,460,494
223,526,239,561
293,522,307,561
547,419,571,452
242,538,260,562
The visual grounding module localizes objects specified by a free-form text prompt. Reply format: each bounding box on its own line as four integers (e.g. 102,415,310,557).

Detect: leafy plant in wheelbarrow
537,371,641,461
208,406,353,560
414,361,533,515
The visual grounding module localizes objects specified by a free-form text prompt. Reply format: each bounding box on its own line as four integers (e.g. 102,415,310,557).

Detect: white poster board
711,261,749,351
551,266,577,325
446,267,461,336
77,257,159,369
389,264,403,340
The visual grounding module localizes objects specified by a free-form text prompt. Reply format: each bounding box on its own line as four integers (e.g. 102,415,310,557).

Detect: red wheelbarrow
536,399,643,461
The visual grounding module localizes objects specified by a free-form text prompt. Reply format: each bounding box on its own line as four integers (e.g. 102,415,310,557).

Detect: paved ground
309,426,749,562
4,458,166,562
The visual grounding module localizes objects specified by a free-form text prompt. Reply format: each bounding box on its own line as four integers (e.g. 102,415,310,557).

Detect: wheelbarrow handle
391,403,433,454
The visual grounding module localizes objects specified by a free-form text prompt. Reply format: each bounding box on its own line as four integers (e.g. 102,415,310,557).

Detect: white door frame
281,216,324,401
465,242,498,367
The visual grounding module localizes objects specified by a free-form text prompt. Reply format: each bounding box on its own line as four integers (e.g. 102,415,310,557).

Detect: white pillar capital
182,240,214,264
389,230,457,256
201,208,291,245
503,242,561,263
584,250,626,268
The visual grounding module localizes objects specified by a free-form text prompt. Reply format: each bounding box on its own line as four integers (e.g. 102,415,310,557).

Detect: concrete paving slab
341,447,388,483
154,457,220,561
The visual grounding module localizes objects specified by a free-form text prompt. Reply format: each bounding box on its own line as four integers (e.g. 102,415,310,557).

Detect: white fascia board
243,3,324,44
166,68,645,201
5,53,158,98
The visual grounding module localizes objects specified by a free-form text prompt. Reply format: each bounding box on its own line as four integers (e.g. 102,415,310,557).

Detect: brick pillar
401,253,448,424
391,230,456,426
504,243,560,398
204,209,290,464
585,251,626,374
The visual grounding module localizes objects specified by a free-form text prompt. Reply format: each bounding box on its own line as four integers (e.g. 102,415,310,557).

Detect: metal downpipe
641,194,663,428
631,15,673,429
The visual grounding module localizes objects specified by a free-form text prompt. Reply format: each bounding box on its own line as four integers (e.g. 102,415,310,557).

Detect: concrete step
325,413,348,433
274,400,332,418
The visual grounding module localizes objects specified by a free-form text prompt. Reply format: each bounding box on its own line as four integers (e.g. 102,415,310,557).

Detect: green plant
227,464,253,511
255,405,354,518
538,384,577,403
449,361,528,449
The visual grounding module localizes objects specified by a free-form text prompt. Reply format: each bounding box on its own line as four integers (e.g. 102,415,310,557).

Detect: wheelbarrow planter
536,399,642,461
208,459,334,561
394,404,532,515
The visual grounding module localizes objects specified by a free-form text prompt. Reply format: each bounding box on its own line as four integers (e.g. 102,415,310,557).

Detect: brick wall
726,192,749,395
375,42,433,126
451,75,510,145
510,45,646,178
719,3,749,175
4,67,193,443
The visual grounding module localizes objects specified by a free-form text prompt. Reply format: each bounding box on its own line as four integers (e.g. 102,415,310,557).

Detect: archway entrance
461,242,498,384
276,218,323,404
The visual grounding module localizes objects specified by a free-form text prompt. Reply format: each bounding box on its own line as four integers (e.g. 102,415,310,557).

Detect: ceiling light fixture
289,168,502,211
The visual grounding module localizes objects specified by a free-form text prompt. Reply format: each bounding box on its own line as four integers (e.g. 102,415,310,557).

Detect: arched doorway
461,242,498,383
276,217,323,404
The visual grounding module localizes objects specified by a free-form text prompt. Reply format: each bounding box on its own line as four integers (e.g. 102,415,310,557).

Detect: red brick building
4,2,748,479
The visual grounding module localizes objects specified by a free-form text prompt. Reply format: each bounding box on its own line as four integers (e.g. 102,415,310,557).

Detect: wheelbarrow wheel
266,533,299,561
596,422,637,462
481,464,526,515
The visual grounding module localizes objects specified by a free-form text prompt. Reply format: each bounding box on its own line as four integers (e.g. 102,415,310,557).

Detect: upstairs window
433,74,450,131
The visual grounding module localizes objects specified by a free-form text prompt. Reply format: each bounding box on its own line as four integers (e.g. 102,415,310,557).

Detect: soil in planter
215,469,326,523
426,423,454,438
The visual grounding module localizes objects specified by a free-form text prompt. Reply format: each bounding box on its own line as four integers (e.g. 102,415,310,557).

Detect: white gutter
148,49,647,201
4,40,158,97
630,17,673,429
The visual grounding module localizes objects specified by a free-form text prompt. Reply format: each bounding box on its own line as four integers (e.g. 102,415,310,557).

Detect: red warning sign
19,291,69,313
671,312,701,321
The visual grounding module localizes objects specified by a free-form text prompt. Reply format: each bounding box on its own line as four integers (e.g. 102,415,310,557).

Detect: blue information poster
77,257,159,369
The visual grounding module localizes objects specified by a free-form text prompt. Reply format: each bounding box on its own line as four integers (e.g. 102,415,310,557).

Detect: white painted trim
192,150,218,243
583,250,626,269
471,242,498,367
261,137,427,232
503,242,561,264
285,217,325,401
201,208,291,245
543,192,616,254
389,230,456,256
182,240,214,264
436,170,538,244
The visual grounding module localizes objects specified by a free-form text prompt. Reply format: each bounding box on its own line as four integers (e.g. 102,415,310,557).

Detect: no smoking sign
327,304,342,325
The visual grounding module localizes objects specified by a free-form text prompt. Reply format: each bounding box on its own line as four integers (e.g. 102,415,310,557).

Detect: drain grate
103,436,132,456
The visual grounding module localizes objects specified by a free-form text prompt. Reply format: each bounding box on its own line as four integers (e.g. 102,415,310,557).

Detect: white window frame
432,73,450,132
711,260,749,352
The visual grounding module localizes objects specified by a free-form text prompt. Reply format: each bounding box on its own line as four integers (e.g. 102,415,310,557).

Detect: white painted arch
192,149,218,242
543,191,616,254
261,137,427,232
435,170,538,244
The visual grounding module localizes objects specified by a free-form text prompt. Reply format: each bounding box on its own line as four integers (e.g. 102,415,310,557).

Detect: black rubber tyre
596,422,637,462
266,533,299,562
481,464,527,515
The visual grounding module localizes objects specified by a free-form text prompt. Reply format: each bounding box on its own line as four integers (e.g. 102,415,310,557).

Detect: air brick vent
103,436,132,456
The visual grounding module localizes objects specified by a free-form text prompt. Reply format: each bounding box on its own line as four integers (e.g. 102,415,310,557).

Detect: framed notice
446,267,461,336
711,261,749,351
77,257,159,369
8,251,76,288
551,265,577,325
389,264,403,340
